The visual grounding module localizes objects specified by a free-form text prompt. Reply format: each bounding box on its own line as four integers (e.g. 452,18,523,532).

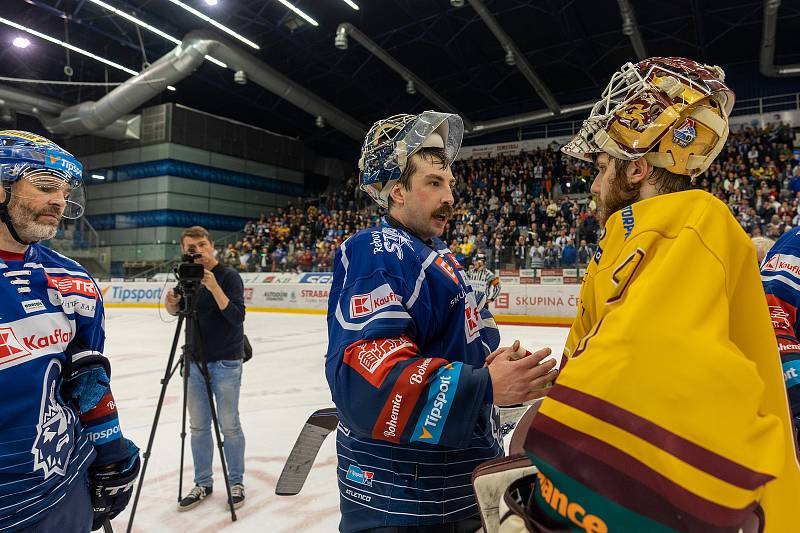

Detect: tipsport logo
411,363,461,444
345,465,374,487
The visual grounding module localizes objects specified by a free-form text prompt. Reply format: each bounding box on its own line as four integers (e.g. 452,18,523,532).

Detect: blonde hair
751,236,775,265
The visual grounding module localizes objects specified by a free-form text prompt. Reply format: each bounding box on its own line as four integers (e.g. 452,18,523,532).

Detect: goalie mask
0,130,85,244
358,111,463,208
562,57,734,179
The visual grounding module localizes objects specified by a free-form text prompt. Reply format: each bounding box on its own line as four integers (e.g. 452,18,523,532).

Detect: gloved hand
90,439,140,531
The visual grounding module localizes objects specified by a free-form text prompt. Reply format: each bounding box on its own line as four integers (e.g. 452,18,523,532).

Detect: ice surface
105,308,569,532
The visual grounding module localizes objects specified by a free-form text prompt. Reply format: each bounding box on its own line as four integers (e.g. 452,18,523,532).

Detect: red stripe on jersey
344,336,417,388
766,293,797,338
80,391,117,421
46,274,98,298
372,357,449,443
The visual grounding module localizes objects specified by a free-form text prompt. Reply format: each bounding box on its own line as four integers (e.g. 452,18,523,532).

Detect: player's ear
627,158,650,185
389,182,405,207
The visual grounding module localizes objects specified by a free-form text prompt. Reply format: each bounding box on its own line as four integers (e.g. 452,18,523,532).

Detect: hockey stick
275,407,339,496
103,519,114,533
275,405,533,496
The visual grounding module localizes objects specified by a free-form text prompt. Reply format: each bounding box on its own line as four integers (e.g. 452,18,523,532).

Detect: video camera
173,245,205,303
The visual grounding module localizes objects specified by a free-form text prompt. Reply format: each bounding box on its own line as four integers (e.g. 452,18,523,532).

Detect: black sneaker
177,485,212,512
227,483,245,510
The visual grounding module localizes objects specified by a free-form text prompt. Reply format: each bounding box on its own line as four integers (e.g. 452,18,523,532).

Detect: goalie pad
473,454,537,533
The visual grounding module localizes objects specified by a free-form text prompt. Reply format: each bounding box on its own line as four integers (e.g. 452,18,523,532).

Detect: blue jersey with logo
760,228,800,440
325,218,503,532
0,244,124,531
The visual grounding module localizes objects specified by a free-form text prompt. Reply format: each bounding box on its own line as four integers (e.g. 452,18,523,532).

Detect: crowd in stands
220,122,799,274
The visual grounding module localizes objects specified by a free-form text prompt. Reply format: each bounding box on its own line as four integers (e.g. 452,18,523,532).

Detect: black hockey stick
275,407,339,496
103,519,113,533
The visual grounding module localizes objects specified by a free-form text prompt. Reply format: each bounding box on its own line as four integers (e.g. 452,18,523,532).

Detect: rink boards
98,280,578,327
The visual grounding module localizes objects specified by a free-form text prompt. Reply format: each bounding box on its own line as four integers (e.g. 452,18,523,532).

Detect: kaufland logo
349,284,401,318
763,254,800,276
23,328,72,351
0,327,31,362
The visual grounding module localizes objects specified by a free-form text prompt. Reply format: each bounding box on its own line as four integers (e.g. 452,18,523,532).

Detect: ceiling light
450,0,465,6
405,80,416,95
341,0,359,10
315,116,325,128
166,85,177,91
205,0,219,5
12,36,30,49
91,174,106,180
334,25,348,50
87,0,227,68
233,70,247,84
165,0,260,49
276,0,319,27
504,47,516,66
0,16,138,75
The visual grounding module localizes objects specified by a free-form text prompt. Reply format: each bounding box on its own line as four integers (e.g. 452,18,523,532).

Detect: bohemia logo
32,360,75,479
0,327,31,365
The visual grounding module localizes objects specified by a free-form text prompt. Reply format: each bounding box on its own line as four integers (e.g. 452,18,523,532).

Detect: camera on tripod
173,245,206,302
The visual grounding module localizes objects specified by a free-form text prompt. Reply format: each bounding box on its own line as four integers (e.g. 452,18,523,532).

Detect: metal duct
617,0,647,60
0,84,139,140
334,23,473,130
465,0,560,114
469,100,594,136
43,30,366,141
761,0,800,77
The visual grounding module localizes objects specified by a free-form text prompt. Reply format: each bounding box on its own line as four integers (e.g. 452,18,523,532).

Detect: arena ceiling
1,0,799,158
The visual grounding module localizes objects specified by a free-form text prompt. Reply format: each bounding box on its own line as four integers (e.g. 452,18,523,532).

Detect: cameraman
165,226,247,512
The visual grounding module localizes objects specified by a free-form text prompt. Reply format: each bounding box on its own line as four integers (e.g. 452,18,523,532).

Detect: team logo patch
21,299,46,314
0,327,31,365
346,465,374,486
344,336,416,388
672,118,697,147
371,227,414,259
32,360,76,479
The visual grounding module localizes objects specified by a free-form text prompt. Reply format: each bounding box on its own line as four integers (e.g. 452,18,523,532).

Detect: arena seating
225,122,798,273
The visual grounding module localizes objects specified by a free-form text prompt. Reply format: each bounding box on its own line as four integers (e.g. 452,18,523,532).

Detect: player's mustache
432,205,454,219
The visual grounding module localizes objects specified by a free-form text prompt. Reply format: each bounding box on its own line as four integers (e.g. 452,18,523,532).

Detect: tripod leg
198,361,238,522
126,315,184,533
178,351,189,503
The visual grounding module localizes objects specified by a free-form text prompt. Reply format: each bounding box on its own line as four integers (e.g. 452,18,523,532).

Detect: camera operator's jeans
187,360,245,487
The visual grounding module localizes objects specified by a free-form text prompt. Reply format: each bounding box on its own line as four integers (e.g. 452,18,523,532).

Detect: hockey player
325,112,558,532
0,131,140,532
501,58,800,532
759,230,800,444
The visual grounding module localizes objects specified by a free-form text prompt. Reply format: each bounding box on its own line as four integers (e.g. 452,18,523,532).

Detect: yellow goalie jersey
524,189,800,532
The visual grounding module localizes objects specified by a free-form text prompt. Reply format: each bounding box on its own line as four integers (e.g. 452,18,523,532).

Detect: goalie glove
90,439,140,531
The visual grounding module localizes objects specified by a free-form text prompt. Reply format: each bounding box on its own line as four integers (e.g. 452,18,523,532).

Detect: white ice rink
106,308,569,532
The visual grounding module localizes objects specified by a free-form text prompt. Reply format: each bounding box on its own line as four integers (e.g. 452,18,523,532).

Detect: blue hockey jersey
760,228,800,441
325,218,503,532
0,244,125,531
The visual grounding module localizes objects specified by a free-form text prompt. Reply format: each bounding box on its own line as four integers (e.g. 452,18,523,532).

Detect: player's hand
201,269,219,291
487,342,558,406
90,439,140,531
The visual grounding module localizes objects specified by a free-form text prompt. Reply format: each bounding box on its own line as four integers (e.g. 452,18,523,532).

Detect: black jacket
188,263,246,362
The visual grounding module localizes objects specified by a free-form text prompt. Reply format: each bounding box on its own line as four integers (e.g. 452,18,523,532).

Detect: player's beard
597,161,640,226
8,195,62,242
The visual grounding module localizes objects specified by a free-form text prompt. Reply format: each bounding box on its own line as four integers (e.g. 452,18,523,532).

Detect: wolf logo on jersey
31,359,76,479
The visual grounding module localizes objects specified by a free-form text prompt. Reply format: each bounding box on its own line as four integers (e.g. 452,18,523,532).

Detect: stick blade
275,407,339,496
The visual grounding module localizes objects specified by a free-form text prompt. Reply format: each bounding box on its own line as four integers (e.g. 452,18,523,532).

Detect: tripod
126,287,237,532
